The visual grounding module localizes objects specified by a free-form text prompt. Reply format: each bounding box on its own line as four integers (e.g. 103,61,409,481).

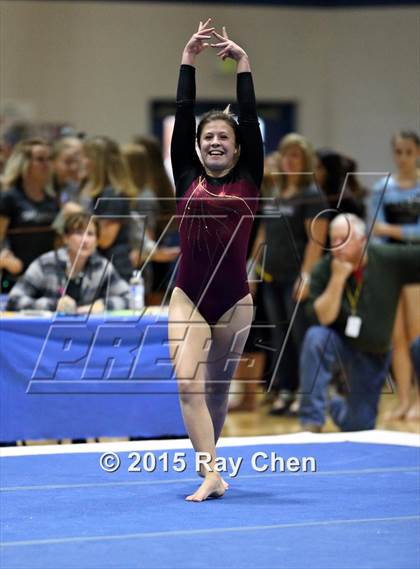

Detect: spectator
299,214,420,432
228,154,277,412
50,136,87,238
0,138,59,292
315,149,366,219
370,130,420,420
253,133,329,415
81,136,137,281
7,212,130,313
132,134,178,303
132,134,176,236
132,134,175,201
121,142,160,268
0,139,9,176
340,155,368,216
51,136,84,206
122,143,179,300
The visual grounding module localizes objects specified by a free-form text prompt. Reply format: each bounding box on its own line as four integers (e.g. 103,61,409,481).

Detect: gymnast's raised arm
211,27,264,188
171,19,214,190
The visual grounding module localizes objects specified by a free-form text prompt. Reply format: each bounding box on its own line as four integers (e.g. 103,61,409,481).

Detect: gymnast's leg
168,286,225,501
205,293,254,443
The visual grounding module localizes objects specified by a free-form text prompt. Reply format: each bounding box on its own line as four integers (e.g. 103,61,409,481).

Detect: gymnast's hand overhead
181,19,214,65
211,26,248,64
182,20,251,73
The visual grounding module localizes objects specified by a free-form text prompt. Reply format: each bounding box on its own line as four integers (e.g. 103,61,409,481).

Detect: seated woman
0,138,59,292
6,212,130,313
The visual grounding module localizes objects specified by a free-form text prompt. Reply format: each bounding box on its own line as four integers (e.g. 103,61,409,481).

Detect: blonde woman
122,142,159,247
122,143,179,297
51,136,84,205
132,135,179,301
253,133,329,415
0,138,59,292
81,136,137,281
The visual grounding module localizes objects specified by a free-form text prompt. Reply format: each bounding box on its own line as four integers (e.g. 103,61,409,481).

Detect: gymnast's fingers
199,18,212,31
217,48,230,59
212,30,226,41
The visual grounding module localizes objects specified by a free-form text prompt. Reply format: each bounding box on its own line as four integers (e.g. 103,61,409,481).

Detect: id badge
345,315,362,338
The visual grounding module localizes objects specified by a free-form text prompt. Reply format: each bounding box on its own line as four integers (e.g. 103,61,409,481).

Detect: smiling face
199,119,239,177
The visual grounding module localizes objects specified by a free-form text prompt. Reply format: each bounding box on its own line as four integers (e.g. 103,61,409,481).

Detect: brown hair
196,109,240,148
132,134,174,199
277,133,315,192
64,212,99,237
121,143,150,192
391,130,420,148
82,136,137,198
132,135,176,236
51,136,82,160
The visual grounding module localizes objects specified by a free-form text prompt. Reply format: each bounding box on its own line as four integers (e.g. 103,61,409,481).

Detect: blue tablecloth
0,313,186,441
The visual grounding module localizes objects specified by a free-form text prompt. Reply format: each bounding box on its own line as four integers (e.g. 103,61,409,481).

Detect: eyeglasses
31,156,52,163
68,229,97,237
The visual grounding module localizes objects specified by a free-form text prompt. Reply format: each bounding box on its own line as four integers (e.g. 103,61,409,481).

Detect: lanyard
255,263,273,283
345,280,363,315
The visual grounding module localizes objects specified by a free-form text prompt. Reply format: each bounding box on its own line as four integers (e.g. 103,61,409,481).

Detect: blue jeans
299,326,391,431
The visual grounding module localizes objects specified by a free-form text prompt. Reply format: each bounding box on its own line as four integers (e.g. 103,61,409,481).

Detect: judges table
0,309,186,442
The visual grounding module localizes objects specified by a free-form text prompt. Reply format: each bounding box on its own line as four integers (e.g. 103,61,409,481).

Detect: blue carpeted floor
1,441,419,569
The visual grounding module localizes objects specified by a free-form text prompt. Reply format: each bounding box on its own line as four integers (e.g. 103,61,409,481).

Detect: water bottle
130,271,145,312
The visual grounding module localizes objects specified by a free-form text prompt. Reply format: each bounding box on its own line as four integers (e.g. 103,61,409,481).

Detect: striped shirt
6,247,131,311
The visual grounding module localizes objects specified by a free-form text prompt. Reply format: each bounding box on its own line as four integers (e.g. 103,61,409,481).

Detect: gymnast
168,19,263,501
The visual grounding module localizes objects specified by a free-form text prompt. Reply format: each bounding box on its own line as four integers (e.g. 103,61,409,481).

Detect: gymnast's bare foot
384,402,410,421
406,401,420,421
186,473,225,502
221,478,229,490
198,465,229,489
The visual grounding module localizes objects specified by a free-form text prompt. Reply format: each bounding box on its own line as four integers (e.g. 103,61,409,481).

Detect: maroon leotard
171,65,263,325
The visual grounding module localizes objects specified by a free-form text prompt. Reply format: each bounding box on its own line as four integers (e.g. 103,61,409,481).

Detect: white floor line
2,515,419,548
2,466,419,492
1,430,419,458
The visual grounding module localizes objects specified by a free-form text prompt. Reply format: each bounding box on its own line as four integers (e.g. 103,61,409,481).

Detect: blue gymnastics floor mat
1,438,419,569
